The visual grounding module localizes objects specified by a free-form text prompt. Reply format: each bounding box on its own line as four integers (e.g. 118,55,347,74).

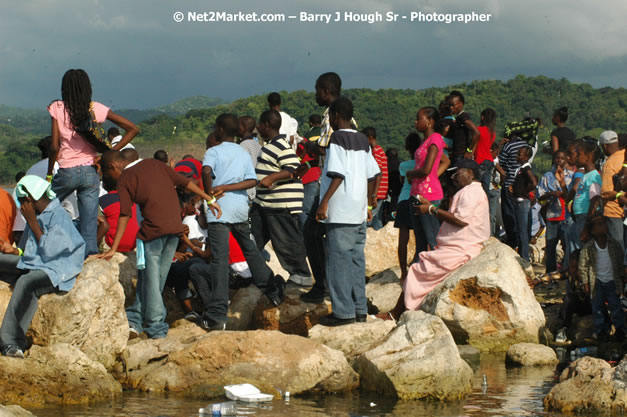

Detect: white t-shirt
279,111,299,151
13,158,79,231
183,215,207,242
594,241,614,283
110,135,135,150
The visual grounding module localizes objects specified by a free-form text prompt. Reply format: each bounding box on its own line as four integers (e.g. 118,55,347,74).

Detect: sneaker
199,317,226,332
265,275,286,307
287,274,313,287
300,287,325,304
1,345,24,358
356,314,367,323
184,311,200,322
318,314,356,327
128,327,140,340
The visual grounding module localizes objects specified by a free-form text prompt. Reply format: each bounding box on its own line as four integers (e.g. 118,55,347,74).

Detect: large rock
506,343,559,367
0,344,121,407
0,257,128,370
420,240,546,352
116,324,358,398
0,405,35,417
308,319,395,362
366,269,402,314
251,287,331,336
355,311,473,400
365,223,415,277
544,355,627,413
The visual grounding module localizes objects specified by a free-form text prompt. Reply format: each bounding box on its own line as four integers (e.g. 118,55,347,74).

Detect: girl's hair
61,69,92,129
581,212,604,242
405,132,421,157
438,96,451,117
480,108,497,135
419,106,443,135
554,106,569,123
577,138,600,162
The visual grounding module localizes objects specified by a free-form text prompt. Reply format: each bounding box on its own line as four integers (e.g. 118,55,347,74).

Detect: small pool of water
32,354,574,417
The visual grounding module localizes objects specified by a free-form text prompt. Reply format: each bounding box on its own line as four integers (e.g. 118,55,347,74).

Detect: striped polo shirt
498,137,529,187
372,144,389,200
255,134,304,214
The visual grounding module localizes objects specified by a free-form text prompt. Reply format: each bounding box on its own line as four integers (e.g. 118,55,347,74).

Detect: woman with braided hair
47,69,139,256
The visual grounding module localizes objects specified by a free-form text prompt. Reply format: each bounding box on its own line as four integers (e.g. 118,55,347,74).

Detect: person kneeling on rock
0,175,86,358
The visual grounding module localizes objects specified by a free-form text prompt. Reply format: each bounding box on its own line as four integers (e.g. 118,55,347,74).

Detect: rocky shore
0,224,624,415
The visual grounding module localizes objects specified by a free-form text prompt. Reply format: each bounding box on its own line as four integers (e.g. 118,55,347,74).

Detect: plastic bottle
481,374,488,394
198,402,237,416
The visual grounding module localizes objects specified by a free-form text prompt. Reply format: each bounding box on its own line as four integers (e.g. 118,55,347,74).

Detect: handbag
75,102,111,153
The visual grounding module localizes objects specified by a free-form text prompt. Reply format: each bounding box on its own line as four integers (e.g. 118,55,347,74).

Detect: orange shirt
601,149,625,219
0,188,17,244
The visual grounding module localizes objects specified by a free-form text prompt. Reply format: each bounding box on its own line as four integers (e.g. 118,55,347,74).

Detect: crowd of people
0,68,624,358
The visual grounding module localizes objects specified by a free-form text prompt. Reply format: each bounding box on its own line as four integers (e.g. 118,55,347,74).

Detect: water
32,354,571,417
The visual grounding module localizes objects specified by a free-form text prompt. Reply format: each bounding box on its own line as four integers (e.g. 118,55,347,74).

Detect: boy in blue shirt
0,176,85,358
316,97,380,326
196,114,285,331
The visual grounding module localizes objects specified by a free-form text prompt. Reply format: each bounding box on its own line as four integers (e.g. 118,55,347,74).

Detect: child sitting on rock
578,213,625,342
0,176,85,358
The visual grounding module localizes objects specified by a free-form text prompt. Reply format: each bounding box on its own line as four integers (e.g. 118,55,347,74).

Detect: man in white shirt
108,127,135,150
267,92,300,152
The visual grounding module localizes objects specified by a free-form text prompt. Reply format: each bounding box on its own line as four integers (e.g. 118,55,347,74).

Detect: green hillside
1,75,625,184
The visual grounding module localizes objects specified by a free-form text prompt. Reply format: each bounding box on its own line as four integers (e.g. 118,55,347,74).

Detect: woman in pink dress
381,159,490,319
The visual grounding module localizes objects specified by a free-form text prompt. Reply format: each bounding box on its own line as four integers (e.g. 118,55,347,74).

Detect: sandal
540,273,551,284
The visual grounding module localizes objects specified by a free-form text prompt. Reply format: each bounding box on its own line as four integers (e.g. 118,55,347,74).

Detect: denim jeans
605,217,625,252
513,198,531,261
367,200,385,231
478,160,494,195
325,222,367,319
126,234,179,338
300,181,320,230
592,279,625,335
488,189,502,237
501,188,518,249
568,214,587,254
165,257,205,300
196,222,274,324
545,219,572,273
51,165,100,256
0,254,57,350
411,199,440,263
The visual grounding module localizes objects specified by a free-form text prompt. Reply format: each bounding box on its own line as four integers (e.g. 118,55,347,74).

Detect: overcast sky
1,0,625,110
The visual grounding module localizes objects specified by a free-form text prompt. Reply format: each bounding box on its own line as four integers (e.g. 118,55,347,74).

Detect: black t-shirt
512,165,534,198
450,112,472,158
551,127,575,152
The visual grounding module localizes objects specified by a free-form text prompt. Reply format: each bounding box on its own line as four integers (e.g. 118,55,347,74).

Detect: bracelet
616,192,624,201
206,196,217,206
428,204,436,215
16,248,23,256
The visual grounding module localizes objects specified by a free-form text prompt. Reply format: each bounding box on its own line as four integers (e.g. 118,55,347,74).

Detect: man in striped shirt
252,109,312,287
363,127,388,230
497,135,529,249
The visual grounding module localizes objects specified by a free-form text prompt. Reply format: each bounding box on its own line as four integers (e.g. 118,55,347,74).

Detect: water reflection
33,354,570,417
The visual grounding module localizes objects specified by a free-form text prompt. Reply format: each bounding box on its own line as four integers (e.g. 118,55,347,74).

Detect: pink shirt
47,100,110,168
410,132,445,200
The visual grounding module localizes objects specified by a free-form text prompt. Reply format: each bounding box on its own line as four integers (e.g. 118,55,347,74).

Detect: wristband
305,161,311,169
46,174,53,180
367,206,373,210
466,148,473,153
616,192,624,201
17,248,23,256
206,196,217,206
428,204,436,215
623,164,627,168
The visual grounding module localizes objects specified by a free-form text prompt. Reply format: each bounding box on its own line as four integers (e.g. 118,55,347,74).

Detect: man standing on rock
97,151,221,339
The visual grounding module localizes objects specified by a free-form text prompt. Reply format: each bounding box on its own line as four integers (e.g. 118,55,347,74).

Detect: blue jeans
300,181,320,230
367,200,385,231
411,199,440,263
478,160,494,195
325,222,367,319
51,165,100,256
126,234,179,338
605,217,625,252
568,214,587,254
501,189,518,249
513,198,531,261
592,280,625,335
545,219,572,273
488,189,502,237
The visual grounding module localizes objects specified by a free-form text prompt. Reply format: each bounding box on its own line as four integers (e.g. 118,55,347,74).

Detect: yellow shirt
601,149,625,218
